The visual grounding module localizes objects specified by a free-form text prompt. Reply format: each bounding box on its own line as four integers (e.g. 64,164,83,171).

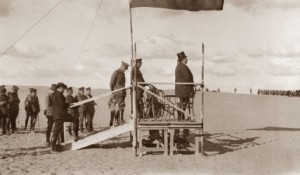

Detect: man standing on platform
51,82,73,153
75,87,87,133
175,51,194,140
66,87,79,141
7,85,20,133
44,84,56,146
85,87,96,133
131,58,145,119
109,61,129,127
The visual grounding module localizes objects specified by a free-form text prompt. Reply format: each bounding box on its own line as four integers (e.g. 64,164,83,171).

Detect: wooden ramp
71,121,133,150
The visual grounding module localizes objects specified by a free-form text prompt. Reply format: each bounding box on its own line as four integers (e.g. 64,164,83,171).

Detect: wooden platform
137,120,204,156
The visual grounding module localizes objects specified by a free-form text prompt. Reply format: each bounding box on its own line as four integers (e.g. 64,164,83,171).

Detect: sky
0,0,300,93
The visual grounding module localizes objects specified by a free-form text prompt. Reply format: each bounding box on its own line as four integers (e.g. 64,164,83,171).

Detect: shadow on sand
249,126,300,131
197,133,260,156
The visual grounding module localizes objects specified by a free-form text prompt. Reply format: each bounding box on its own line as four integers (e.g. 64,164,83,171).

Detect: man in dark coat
85,87,96,132
44,84,56,145
7,85,20,133
175,51,194,139
109,61,129,126
0,87,9,135
175,52,194,100
131,58,145,119
25,88,40,133
50,82,73,153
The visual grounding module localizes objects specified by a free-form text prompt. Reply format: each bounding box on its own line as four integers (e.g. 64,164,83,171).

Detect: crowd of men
257,89,300,97
0,50,197,153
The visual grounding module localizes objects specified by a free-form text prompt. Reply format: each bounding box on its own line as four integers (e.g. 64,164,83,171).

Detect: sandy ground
1,86,300,174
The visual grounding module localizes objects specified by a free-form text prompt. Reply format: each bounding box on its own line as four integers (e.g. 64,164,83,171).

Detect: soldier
75,87,87,133
25,88,40,133
109,61,129,127
0,86,9,135
175,51,194,140
7,85,20,133
131,58,145,119
44,84,56,145
51,82,74,153
24,90,30,129
85,87,96,132
66,87,79,141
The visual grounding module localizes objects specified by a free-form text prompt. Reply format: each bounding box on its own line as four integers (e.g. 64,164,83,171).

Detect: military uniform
66,90,79,138
24,94,31,129
85,89,96,132
109,61,129,126
109,68,126,126
7,86,20,133
131,60,145,119
0,88,9,135
25,91,40,133
75,89,87,133
45,92,54,143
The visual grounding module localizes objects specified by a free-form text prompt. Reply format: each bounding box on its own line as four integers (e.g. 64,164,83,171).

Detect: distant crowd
257,89,300,97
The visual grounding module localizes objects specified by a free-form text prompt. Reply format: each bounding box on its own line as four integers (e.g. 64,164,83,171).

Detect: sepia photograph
0,0,300,174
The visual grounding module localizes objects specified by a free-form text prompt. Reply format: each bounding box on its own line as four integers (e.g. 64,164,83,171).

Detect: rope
67,0,103,84
0,0,65,59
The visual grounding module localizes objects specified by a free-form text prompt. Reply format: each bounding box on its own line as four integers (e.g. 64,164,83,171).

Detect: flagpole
129,0,134,63
129,0,134,116
201,43,205,155
129,0,135,150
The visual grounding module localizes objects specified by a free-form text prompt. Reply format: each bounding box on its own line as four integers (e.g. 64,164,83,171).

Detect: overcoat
175,62,194,98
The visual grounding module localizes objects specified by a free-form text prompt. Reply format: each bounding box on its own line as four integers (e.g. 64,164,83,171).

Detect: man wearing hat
75,87,87,133
66,87,79,140
7,85,20,133
24,88,40,133
175,51,194,139
44,84,56,145
51,82,74,152
85,87,96,132
131,58,145,119
0,86,9,135
109,61,129,126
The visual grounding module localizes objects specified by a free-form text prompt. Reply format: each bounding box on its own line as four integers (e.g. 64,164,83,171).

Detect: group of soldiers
257,89,300,97
0,85,20,135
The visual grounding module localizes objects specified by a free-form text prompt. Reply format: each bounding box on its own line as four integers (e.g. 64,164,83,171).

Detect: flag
130,0,224,11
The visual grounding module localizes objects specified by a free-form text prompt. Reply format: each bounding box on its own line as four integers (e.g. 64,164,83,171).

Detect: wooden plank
164,129,168,156
71,121,133,150
170,129,174,156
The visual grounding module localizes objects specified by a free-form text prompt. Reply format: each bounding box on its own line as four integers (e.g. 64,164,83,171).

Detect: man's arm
44,95,50,109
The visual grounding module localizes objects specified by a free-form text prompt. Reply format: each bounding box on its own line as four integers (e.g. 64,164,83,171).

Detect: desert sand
1,86,300,175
